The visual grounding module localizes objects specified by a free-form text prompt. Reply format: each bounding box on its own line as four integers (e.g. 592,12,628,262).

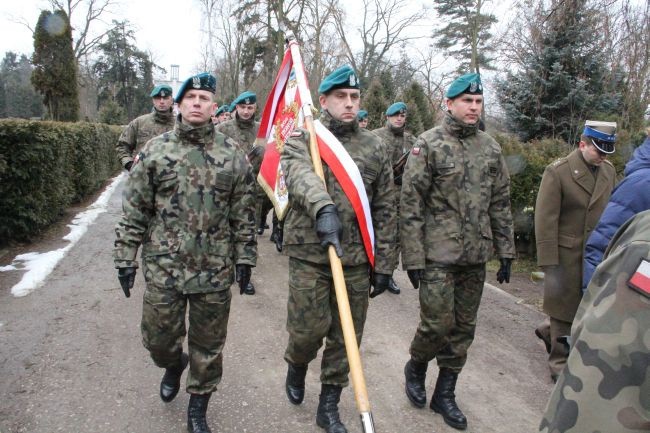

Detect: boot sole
430,401,467,430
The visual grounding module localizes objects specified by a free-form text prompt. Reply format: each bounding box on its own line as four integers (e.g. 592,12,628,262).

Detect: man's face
579,140,608,166
319,89,360,123
152,95,173,112
178,90,216,126
358,118,368,128
218,112,230,122
387,113,406,128
236,103,256,120
446,94,483,125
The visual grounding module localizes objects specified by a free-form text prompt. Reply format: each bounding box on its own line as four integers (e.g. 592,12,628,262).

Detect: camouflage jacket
280,111,398,273
115,108,174,169
215,114,263,171
400,113,515,268
371,123,417,166
539,209,650,433
113,119,257,294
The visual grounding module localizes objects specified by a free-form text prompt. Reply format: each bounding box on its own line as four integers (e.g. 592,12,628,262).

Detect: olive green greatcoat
535,148,616,322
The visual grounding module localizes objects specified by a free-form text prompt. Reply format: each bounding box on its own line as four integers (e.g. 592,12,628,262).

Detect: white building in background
155,65,183,100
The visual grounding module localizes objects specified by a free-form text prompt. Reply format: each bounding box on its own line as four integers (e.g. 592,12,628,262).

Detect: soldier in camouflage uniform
400,73,515,431
372,101,418,294
113,73,257,433
281,65,397,433
357,109,368,128
211,104,230,125
539,209,650,433
216,91,268,294
115,84,175,171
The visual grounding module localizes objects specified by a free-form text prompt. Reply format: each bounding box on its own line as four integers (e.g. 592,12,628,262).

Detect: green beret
233,91,256,105
386,102,407,116
174,72,217,103
445,73,483,99
215,105,229,116
229,101,237,112
357,110,368,120
318,65,360,94
150,84,173,98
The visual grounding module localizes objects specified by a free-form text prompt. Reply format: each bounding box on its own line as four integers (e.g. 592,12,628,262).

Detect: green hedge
0,120,122,244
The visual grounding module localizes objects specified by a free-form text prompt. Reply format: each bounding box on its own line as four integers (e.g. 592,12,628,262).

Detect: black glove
496,258,513,284
274,224,283,252
124,161,133,171
117,267,136,298
316,204,343,257
235,264,252,295
369,272,391,298
407,269,424,289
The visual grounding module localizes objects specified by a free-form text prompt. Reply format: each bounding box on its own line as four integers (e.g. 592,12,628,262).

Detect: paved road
0,179,553,433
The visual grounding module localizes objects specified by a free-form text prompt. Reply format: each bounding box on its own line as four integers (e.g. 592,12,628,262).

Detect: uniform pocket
558,233,575,248
214,172,233,192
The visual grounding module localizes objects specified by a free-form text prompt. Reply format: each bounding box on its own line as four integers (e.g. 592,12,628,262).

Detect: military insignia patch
411,146,421,156
133,152,143,167
470,82,478,93
349,74,357,86
192,76,201,88
489,166,498,176
245,98,251,104
628,259,650,299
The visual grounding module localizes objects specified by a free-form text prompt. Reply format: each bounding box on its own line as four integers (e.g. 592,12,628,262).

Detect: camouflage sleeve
534,165,561,266
490,153,516,258
230,144,258,266
371,143,398,274
281,130,334,219
113,150,155,268
399,138,430,270
115,120,138,168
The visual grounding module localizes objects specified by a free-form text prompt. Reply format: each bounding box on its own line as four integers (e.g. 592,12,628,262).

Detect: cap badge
470,82,478,92
349,74,357,86
192,77,201,89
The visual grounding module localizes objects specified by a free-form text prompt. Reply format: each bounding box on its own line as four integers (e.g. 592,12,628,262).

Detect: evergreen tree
497,1,621,144
403,81,434,136
0,52,43,119
31,10,79,121
363,78,389,130
93,21,162,121
432,0,497,74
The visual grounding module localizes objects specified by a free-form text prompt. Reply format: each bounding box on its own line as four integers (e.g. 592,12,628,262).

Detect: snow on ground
1,173,126,297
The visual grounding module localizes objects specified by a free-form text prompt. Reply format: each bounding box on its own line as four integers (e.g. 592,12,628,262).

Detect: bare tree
332,0,428,84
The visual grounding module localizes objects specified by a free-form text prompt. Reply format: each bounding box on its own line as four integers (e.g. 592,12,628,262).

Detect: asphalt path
0,178,553,433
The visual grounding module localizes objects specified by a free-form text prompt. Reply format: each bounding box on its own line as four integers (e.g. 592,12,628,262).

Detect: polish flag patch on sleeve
628,259,650,299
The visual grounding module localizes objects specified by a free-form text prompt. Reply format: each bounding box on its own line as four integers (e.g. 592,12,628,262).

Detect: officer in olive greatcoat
114,73,257,433
534,120,617,382
115,84,175,171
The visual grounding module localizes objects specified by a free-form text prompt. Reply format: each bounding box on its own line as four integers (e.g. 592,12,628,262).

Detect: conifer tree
31,10,79,121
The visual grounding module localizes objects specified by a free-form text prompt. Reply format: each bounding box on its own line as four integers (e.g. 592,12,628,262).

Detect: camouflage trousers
409,264,486,372
141,258,231,395
284,257,370,387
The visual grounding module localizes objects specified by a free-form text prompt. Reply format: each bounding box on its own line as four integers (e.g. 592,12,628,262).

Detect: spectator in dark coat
582,133,650,291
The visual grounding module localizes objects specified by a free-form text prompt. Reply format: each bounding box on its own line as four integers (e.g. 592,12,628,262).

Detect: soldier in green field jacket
400,73,515,431
113,73,257,433
281,64,397,433
539,209,650,433
115,84,175,171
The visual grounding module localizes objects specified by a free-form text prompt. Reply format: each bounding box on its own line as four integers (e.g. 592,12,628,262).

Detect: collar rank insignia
628,259,650,299
192,77,201,88
411,146,421,156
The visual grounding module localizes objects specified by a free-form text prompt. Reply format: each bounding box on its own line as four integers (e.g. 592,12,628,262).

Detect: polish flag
628,259,650,297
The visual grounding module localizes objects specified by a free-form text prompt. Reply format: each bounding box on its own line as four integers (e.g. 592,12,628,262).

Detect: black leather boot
404,359,427,408
285,362,307,405
316,384,348,433
387,277,401,294
187,393,212,433
244,281,255,295
160,352,189,402
430,369,467,430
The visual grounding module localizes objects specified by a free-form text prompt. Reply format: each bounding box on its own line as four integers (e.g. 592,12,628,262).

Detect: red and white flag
628,259,650,298
257,43,375,266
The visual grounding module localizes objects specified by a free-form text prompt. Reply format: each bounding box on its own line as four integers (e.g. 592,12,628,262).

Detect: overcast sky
1,0,203,80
